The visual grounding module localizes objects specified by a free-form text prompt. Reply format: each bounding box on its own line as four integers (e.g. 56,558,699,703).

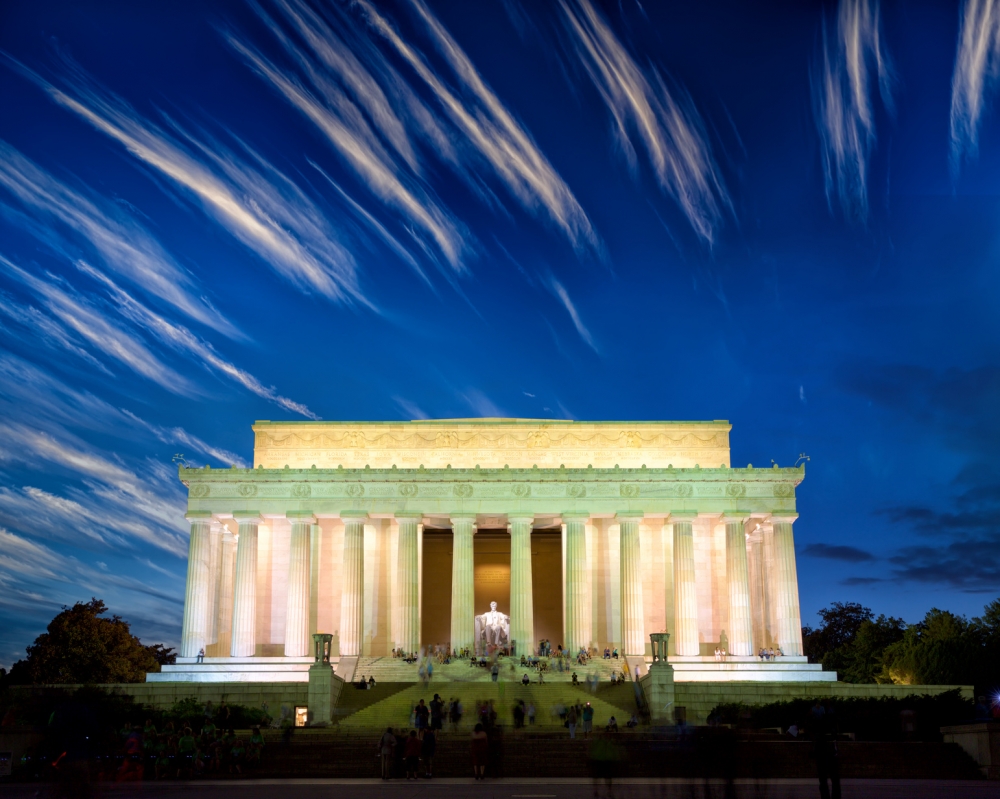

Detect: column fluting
771,515,804,656
723,514,754,657
206,521,222,646
396,513,421,656
216,527,237,656
618,513,645,656
284,513,314,657
180,513,212,658
230,513,261,658
563,513,589,655
339,513,367,657
509,515,535,654
671,515,700,657
449,515,476,654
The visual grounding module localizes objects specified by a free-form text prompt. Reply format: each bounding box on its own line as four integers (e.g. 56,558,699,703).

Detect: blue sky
0,0,998,667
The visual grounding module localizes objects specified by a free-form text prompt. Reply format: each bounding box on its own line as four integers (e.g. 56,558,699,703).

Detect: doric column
180,512,212,658
284,512,315,657
449,514,476,653
618,513,645,656
339,513,367,657
230,513,262,658
216,526,237,655
509,515,535,654
206,521,222,646
671,513,700,657
723,514,754,657
563,513,589,654
771,514,804,656
748,524,768,649
396,513,421,655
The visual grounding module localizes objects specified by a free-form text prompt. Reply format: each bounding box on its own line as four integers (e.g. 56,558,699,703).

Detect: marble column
449,514,476,653
216,526,236,656
771,514,804,656
671,514,700,657
180,512,212,658
339,513,367,657
396,513,421,655
284,512,314,657
509,515,535,654
748,525,768,650
618,513,645,656
723,514,754,657
206,521,222,646
230,513,262,658
563,513,589,655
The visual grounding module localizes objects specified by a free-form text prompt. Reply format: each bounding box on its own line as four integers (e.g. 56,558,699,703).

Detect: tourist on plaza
449,697,463,729
430,694,444,730
196,647,205,663
521,672,530,685
404,730,421,780
567,704,578,739
611,670,618,685
415,699,430,730
607,715,619,732
513,700,524,729
491,663,499,682
471,723,489,780
603,647,610,659
369,675,376,688
247,726,264,768
572,671,579,685
421,727,436,778
582,702,594,737
379,727,396,779
526,702,536,725
229,737,245,775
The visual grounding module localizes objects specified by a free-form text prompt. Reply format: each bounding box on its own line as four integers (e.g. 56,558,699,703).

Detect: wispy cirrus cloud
76,261,319,419
950,0,1000,172
813,0,893,221
5,54,366,306
560,0,731,247
355,0,600,255
0,141,239,338
550,277,598,353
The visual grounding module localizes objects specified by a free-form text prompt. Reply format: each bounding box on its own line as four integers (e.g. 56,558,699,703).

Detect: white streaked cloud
460,388,507,418
813,0,893,220
560,0,730,247
393,396,430,420
0,140,239,338
356,0,600,254
550,277,598,353
7,55,365,306
950,0,1000,171
0,254,196,394
76,261,319,420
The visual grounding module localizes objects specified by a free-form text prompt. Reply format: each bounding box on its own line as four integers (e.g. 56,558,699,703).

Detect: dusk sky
1,0,998,668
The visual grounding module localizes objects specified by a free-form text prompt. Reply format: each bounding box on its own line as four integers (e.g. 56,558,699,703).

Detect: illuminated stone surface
160,418,827,683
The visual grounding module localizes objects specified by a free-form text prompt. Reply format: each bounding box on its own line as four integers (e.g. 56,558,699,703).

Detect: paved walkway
5,779,1000,798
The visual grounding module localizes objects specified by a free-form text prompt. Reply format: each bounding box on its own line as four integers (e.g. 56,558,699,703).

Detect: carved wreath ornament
512,484,530,497
238,484,257,497
346,484,364,497
398,483,417,497
190,484,210,497
568,485,586,498
453,484,473,497
292,484,311,498
773,483,794,498
725,483,746,498
620,484,640,498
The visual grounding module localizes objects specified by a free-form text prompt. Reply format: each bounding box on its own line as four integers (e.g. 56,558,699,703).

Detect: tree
7,598,176,685
841,614,905,683
802,601,874,674
880,608,980,686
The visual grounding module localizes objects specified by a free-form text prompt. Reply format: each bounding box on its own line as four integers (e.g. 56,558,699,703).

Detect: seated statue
474,601,510,647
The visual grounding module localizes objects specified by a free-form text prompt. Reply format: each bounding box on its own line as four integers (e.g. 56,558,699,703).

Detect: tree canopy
6,598,175,685
803,598,1000,693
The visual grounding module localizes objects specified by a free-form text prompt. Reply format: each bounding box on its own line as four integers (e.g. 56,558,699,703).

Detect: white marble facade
154,419,829,683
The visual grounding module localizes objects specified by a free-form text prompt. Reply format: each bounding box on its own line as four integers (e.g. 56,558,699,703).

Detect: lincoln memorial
152,419,831,684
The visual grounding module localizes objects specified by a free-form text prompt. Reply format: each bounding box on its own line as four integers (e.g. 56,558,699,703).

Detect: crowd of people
115,718,265,781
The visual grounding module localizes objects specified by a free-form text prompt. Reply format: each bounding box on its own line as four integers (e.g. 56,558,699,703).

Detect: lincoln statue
475,601,510,648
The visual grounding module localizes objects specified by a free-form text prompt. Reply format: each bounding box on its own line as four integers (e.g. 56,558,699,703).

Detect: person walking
471,723,489,780
491,663,499,682
379,727,396,780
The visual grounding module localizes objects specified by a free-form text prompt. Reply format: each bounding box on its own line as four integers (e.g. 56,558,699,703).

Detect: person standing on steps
471,722,489,780
567,704,578,739
404,730,421,780
421,727,436,779
582,702,594,738
379,727,396,780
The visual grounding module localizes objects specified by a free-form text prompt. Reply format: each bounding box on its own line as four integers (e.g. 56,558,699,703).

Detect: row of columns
180,510,802,661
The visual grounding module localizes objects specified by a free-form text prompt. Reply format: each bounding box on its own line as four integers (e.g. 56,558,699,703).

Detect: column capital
668,511,699,522
395,512,424,521
615,512,644,522
508,514,535,526
185,511,213,525
340,512,369,523
720,513,751,525
286,511,317,525
232,512,263,525
770,513,799,525
562,512,590,522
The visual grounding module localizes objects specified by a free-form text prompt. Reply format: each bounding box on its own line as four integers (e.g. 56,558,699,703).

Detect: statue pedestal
644,661,676,725
307,633,342,726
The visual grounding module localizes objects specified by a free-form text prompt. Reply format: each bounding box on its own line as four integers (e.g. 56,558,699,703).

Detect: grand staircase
335,679,641,729
351,654,632,685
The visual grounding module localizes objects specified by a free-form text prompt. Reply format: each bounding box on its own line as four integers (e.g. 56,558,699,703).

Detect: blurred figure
589,734,623,799
379,726,395,780
811,700,841,799
421,727,436,778
471,722,489,780
404,730,421,780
